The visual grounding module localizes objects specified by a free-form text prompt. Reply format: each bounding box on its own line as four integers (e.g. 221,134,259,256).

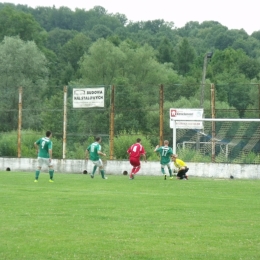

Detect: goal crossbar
175,118,260,122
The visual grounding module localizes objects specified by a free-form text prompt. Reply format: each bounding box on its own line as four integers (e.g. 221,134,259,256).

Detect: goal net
175,119,260,164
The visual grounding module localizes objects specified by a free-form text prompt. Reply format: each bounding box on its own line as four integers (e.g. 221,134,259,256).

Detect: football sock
161,168,165,175
134,166,140,174
169,169,173,177
100,170,105,178
92,165,97,175
49,169,54,179
35,170,40,180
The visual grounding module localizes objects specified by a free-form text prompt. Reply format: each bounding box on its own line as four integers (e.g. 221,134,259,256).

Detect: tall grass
0,171,259,260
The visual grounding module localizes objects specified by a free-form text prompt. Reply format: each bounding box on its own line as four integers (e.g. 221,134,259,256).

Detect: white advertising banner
170,108,204,129
73,88,105,108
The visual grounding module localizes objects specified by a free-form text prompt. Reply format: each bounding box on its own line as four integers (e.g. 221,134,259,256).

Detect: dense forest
0,3,260,160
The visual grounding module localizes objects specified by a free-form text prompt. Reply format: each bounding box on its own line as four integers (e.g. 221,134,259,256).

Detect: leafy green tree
177,21,200,37
81,6,123,33
46,28,78,54
60,33,91,71
214,73,251,117
77,39,182,133
176,38,196,75
0,36,49,131
114,85,147,133
40,92,64,135
0,6,46,45
71,8,90,31
44,6,74,30
251,31,260,41
157,37,174,63
238,57,260,79
112,13,128,26
89,25,113,40
78,38,125,85
211,48,247,75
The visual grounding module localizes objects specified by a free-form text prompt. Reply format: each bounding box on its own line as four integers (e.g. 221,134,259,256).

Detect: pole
258,84,260,118
200,54,208,108
17,87,22,158
197,52,210,151
172,120,176,154
109,85,115,160
159,84,164,146
62,86,67,159
211,84,216,162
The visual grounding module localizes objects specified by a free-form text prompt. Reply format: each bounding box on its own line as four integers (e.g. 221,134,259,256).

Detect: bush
0,130,63,158
66,137,94,159
0,132,17,157
113,131,156,160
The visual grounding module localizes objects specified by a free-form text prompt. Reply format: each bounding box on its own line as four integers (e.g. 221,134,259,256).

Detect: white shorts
37,157,53,168
161,162,171,168
92,159,103,167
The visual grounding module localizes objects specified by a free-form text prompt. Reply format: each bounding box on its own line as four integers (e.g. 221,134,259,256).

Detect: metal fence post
159,84,164,146
211,83,216,162
17,87,22,158
109,85,115,160
62,86,67,159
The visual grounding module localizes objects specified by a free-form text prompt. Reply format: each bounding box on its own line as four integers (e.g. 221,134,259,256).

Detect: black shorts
177,167,189,179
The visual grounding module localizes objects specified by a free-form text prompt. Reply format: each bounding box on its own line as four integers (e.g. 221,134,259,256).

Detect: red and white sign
170,108,204,129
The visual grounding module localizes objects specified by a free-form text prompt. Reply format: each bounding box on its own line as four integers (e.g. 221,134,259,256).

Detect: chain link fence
0,83,260,163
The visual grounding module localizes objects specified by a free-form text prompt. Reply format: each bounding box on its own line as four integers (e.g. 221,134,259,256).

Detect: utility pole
197,52,213,151
200,52,213,108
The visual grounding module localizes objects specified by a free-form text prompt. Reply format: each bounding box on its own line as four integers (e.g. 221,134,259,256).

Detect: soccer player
127,138,146,180
172,154,189,180
34,130,54,182
86,136,107,179
154,140,174,180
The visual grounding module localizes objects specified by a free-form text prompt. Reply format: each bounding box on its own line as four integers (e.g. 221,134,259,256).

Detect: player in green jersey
154,140,173,180
86,136,107,179
34,130,54,182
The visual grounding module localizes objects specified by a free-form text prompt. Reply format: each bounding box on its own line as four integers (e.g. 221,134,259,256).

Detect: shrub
113,131,157,160
0,130,63,158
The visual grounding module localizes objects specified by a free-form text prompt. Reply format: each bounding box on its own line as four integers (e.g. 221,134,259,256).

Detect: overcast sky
3,0,260,35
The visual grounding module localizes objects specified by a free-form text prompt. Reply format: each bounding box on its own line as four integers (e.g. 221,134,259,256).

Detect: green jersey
35,137,52,158
156,146,173,164
87,142,101,161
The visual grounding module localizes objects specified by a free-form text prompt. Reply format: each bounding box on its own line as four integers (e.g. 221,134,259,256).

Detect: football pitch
0,171,259,260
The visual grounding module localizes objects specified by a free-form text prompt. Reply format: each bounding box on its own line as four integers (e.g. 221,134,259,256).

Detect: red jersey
127,143,146,159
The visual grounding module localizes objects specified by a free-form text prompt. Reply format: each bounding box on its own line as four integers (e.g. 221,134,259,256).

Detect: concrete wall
1,157,260,179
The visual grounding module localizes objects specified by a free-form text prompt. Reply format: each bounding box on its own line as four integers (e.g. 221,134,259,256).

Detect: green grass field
0,171,259,260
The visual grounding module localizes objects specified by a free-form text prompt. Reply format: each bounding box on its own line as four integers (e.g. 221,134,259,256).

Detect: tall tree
0,6,46,45
60,33,91,72
78,38,125,85
176,38,196,75
0,36,49,131
157,37,174,64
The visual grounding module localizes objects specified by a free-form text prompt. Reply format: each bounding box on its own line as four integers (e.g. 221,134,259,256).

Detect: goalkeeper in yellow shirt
172,154,189,180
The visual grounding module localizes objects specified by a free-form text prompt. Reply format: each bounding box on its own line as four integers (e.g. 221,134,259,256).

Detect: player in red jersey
127,138,146,179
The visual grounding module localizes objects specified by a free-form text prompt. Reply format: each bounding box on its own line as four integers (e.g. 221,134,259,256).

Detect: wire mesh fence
0,83,260,163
